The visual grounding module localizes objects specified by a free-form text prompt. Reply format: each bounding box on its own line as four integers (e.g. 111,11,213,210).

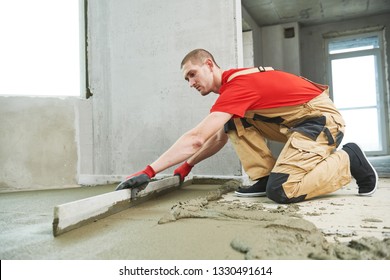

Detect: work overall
225,69,352,203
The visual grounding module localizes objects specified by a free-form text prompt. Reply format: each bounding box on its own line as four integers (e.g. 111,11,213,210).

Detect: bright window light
331,55,377,108
328,34,384,153
0,0,80,96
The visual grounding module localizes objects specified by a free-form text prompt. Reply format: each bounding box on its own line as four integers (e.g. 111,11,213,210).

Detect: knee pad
266,172,306,204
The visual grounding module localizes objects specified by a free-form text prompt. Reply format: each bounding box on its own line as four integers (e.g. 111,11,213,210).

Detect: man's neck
212,68,224,93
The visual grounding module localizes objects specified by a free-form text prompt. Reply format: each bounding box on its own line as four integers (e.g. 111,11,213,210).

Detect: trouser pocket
277,133,328,173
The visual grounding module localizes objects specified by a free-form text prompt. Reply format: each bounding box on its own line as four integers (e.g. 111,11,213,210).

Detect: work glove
173,161,193,183
115,165,156,191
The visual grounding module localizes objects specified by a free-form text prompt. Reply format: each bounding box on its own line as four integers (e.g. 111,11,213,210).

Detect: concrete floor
225,179,390,243
0,178,389,259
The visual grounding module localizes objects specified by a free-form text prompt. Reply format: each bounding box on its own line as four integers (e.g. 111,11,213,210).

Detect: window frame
325,30,388,156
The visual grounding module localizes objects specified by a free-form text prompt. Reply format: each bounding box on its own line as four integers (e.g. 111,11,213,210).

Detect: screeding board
53,176,180,236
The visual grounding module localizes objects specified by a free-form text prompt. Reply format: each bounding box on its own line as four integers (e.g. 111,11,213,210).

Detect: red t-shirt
210,69,323,117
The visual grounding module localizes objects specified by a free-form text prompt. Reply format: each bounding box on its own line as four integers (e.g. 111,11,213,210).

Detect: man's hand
115,165,156,191
174,161,193,182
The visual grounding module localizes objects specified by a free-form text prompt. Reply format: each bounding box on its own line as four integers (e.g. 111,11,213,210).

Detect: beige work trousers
227,90,352,203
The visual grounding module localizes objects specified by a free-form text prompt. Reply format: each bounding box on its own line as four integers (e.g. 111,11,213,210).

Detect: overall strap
227,66,274,82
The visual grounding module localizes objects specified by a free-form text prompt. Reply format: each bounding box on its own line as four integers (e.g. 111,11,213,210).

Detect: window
0,0,82,96
326,31,388,155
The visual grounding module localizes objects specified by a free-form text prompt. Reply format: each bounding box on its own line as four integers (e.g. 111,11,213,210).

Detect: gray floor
0,184,250,259
0,155,388,260
1,178,390,260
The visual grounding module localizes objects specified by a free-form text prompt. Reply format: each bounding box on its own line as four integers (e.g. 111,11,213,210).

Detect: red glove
116,165,156,191
174,162,193,182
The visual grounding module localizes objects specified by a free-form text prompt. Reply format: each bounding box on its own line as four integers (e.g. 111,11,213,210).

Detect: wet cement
157,180,390,259
1,179,390,259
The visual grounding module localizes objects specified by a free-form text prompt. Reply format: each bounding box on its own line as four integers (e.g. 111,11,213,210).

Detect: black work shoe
342,143,378,196
235,176,269,197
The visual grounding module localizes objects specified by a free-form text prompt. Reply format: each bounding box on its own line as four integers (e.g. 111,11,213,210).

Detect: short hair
180,49,220,69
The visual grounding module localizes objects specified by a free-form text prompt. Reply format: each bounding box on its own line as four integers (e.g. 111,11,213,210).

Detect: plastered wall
83,0,243,183
0,97,79,191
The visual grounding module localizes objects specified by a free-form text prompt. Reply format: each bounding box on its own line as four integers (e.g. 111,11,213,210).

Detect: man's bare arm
150,112,232,173
187,128,228,166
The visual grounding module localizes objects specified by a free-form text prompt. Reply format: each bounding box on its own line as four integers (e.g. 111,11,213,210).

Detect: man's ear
204,58,214,70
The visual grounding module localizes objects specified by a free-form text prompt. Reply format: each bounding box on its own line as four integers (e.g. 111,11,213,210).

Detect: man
116,49,378,204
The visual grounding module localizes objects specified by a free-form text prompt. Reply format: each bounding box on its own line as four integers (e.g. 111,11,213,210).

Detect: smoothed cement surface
0,179,390,259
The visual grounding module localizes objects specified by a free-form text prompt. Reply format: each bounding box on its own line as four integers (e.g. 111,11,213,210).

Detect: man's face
182,59,213,96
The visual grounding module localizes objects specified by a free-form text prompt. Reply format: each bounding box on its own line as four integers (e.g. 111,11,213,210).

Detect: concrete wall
243,31,254,67
83,0,243,183
0,97,80,191
0,0,243,191
261,22,301,75
242,5,262,67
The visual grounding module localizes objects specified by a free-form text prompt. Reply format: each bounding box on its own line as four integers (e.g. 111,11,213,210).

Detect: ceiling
242,0,390,29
